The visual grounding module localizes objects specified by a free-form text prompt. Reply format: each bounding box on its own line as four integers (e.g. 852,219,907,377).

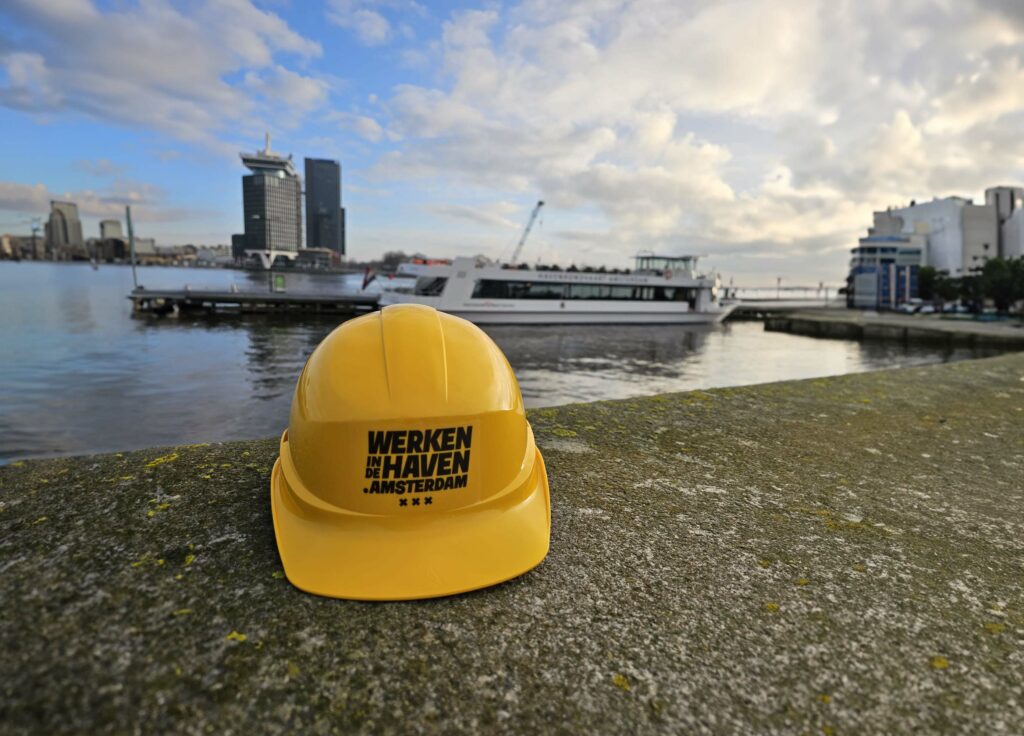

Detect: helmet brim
270,444,550,601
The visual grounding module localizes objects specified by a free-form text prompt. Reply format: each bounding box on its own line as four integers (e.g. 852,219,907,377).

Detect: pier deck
129,287,379,315
767,308,1024,348
3,353,1023,734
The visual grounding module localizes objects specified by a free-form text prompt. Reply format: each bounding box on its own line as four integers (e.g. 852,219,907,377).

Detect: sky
1,0,1024,284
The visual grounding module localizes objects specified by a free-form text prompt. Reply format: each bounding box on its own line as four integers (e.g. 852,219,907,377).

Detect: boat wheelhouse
379,253,733,325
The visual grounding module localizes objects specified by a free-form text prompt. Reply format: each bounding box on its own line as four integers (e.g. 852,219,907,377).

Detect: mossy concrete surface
2,354,1023,735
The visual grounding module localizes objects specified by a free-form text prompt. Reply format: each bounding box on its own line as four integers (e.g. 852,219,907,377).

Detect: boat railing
499,263,635,275
420,256,705,279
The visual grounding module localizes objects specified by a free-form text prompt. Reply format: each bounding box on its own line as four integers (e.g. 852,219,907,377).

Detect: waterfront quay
768,308,1024,349
2,354,1022,734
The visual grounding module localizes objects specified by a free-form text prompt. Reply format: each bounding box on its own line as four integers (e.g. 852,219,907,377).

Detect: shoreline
768,308,1024,348
0,259,367,276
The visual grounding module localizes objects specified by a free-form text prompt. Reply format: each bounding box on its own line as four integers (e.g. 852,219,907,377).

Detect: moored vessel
379,253,734,325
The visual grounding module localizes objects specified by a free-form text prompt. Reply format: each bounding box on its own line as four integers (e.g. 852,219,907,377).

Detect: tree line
918,257,1024,314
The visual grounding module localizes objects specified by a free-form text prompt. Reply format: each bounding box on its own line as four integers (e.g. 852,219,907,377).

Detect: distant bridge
726,285,843,318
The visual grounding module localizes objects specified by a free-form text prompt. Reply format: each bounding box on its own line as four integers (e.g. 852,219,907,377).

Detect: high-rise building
240,133,302,252
231,233,247,262
304,157,345,255
45,201,84,256
100,219,123,240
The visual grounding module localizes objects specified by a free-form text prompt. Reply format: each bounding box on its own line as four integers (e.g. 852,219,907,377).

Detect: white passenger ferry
378,253,734,325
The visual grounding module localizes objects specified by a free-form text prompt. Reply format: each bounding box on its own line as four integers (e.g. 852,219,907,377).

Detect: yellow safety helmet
270,304,551,600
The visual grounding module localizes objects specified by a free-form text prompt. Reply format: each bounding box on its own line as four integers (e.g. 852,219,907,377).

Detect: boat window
566,284,604,299
572,284,645,300
634,256,696,272
472,280,507,298
519,282,565,299
472,279,697,302
472,280,565,299
414,277,447,296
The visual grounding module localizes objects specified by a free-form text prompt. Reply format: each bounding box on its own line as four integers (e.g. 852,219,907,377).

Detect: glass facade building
240,135,303,252
847,237,921,309
45,200,84,255
242,171,302,251
304,158,345,255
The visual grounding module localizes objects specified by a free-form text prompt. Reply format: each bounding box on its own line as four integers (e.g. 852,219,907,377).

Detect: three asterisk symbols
398,496,433,507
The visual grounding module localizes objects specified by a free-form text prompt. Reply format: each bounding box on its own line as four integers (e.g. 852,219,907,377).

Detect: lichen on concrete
2,354,1023,734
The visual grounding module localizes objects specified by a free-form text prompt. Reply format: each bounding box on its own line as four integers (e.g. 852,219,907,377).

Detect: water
0,262,999,462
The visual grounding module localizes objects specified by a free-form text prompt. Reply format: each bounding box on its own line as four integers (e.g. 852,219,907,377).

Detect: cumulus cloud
0,179,190,223
351,9,392,46
0,0,325,148
0,52,60,108
73,158,124,178
0,181,52,215
244,65,330,117
925,51,1024,135
6,0,1024,279
327,0,425,46
327,110,395,142
428,201,521,229
365,0,1024,279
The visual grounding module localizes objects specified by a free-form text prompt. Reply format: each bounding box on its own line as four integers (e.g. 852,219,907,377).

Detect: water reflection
0,262,1002,461
485,322,998,406
489,324,710,374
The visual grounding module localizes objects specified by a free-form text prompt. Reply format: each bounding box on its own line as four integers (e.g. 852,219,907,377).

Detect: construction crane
510,200,544,263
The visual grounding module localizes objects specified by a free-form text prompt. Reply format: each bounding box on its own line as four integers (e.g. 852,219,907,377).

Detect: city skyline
3,2,1024,281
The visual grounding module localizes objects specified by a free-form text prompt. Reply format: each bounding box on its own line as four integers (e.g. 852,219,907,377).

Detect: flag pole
126,205,138,289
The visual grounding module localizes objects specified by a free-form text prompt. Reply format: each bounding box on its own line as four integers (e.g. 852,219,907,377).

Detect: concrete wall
888,192,1021,272
1004,208,1024,260
892,198,964,274
986,187,1024,258
868,211,904,236
853,271,877,307
961,203,998,273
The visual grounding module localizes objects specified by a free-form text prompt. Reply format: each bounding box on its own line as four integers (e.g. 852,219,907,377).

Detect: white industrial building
99,219,122,240
988,186,1024,260
1003,208,1024,260
880,186,1023,275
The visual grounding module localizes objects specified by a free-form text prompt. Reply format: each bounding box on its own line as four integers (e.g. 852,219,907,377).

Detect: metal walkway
129,288,379,315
